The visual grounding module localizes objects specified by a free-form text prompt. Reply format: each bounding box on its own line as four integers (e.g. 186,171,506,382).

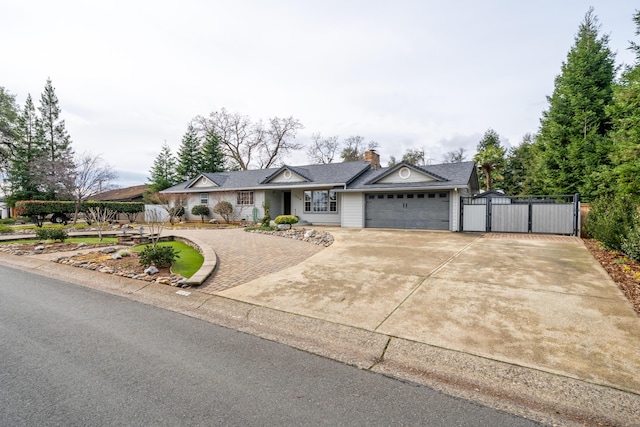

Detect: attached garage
365,192,450,230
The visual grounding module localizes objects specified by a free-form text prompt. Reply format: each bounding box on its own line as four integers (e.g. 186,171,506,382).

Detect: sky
1,1,638,188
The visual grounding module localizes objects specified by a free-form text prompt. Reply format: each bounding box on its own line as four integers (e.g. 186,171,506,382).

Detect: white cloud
1,0,636,187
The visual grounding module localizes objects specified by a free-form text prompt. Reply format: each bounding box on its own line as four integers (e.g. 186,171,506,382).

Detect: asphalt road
0,265,542,426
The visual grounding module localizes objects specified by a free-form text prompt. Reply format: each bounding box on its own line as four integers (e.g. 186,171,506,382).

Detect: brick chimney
364,150,381,169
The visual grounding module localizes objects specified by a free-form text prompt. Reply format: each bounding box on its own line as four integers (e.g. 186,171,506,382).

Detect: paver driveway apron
220,228,640,394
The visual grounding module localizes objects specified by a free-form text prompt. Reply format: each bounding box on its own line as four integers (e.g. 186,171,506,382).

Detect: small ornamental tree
191,205,210,223
213,200,234,223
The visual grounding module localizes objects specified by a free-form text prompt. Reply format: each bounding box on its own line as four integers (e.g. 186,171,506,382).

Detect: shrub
274,215,299,225
621,225,640,261
138,245,180,268
191,205,210,223
118,249,131,257
0,224,11,234
213,201,234,223
34,228,68,242
584,195,638,251
261,199,271,227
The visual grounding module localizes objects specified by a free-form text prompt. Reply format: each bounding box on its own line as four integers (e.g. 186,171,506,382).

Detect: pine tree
176,124,203,180
538,8,616,200
473,129,505,191
502,133,545,195
608,11,640,195
0,86,19,170
6,94,43,203
199,129,226,173
35,78,75,200
148,142,178,192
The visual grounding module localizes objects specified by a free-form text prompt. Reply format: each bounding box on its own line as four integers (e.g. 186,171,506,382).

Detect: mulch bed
583,239,640,316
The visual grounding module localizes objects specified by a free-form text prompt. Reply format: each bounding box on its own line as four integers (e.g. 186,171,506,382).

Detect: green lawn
132,241,204,278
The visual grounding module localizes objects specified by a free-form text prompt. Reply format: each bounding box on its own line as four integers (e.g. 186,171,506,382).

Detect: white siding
290,189,341,225
182,191,266,223
269,170,307,183
377,168,436,184
192,176,217,188
341,192,364,228
450,191,460,231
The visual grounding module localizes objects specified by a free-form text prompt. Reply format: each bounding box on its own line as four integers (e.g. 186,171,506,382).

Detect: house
92,184,150,202
161,151,479,231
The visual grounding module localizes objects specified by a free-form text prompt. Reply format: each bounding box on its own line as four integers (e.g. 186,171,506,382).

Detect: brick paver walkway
483,233,581,242
170,228,325,293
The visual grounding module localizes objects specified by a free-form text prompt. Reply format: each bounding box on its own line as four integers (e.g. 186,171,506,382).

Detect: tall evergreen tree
35,78,75,199
148,142,178,192
537,8,616,200
6,94,42,203
608,10,640,195
199,129,225,173
176,124,203,180
473,128,505,191
0,86,19,171
502,133,545,195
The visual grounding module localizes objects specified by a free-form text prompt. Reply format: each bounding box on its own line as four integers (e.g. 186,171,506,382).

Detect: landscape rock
144,266,159,275
249,227,334,247
111,253,122,260
101,247,117,254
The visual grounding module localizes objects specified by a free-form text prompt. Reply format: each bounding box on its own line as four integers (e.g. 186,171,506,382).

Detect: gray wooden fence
460,194,580,236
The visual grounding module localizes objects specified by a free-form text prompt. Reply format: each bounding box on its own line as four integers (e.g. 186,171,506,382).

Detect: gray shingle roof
345,161,477,191
161,161,477,193
162,161,373,193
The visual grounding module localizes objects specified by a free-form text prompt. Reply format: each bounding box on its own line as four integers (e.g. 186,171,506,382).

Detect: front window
304,190,337,213
200,193,209,205
236,191,254,205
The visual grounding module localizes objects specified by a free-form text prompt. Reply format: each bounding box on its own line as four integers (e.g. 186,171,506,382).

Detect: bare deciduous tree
257,116,303,168
442,147,467,163
70,152,117,224
87,206,117,242
194,108,303,170
144,208,165,247
306,133,340,164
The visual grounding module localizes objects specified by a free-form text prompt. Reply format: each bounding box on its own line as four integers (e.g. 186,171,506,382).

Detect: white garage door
365,192,450,230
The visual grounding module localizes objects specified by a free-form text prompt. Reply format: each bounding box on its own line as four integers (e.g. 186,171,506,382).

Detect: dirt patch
583,239,640,316
67,250,172,277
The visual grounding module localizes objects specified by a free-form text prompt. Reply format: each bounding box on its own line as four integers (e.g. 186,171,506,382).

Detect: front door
284,191,291,215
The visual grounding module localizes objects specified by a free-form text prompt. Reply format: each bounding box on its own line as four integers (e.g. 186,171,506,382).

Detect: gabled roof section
186,174,221,189
260,165,312,184
160,161,374,193
365,162,448,185
346,161,477,191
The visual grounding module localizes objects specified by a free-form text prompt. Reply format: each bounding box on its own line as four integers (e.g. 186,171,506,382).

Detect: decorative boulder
101,247,117,254
144,266,159,275
111,253,122,260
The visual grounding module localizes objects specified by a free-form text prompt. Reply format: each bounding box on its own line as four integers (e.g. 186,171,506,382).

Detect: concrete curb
169,234,217,286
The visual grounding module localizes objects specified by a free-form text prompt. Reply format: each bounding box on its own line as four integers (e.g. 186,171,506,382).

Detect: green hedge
15,200,145,216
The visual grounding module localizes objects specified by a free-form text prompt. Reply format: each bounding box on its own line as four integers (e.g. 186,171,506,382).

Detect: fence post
528,196,533,233
573,193,580,237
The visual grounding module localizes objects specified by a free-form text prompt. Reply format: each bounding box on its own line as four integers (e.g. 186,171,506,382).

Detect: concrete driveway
219,228,640,394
